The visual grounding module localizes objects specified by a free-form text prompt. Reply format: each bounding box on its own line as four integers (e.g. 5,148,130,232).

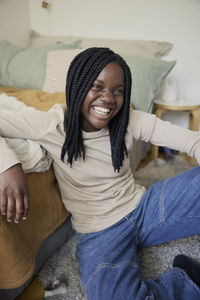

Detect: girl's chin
93,119,110,129
83,121,109,132
81,113,113,132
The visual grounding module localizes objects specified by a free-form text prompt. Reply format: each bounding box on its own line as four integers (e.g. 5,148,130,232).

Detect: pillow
30,30,173,57
80,38,172,58
0,41,21,86
43,49,83,93
0,40,81,90
122,54,176,112
43,49,176,112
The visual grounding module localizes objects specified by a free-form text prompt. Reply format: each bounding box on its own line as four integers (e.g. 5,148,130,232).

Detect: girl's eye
91,84,102,90
113,89,124,96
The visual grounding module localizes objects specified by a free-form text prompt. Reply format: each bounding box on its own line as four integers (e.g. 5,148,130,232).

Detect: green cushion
121,54,176,112
0,40,81,90
0,41,21,85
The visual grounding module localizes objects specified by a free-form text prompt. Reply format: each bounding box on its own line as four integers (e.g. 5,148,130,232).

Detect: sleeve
0,105,62,140
129,110,200,164
0,104,65,174
0,138,20,174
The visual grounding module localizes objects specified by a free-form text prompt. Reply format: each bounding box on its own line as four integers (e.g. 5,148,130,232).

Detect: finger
0,191,7,216
7,195,15,222
22,193,30,220
15,195,24,223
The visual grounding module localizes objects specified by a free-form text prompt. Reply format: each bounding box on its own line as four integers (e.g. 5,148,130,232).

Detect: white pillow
31,31,173,57
42,49,83,93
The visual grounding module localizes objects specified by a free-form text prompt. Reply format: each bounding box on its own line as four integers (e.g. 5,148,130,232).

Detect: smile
92,106,111,115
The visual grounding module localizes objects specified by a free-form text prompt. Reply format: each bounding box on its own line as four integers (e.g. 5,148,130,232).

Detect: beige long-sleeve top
0,104,200,233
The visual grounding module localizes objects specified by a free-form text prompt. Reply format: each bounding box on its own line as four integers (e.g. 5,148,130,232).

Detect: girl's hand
0,164,30,223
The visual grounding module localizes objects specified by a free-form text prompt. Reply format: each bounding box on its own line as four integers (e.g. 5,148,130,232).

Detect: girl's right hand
0,164,30,223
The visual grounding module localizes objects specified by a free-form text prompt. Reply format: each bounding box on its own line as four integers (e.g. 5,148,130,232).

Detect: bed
0,34,175,299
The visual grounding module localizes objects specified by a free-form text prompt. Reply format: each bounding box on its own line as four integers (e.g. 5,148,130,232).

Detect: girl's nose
101,90,114,103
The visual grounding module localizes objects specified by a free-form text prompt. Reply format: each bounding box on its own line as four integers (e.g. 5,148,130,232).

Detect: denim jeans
76,166,200,299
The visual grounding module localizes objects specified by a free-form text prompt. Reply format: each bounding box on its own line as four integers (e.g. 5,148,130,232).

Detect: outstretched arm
0,163,29,223
129,110,200,164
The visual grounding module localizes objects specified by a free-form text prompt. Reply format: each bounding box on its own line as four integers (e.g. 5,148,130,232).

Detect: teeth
93,106,110,114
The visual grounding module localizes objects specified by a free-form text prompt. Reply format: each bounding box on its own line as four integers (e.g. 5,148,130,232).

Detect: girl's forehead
96,61,125,83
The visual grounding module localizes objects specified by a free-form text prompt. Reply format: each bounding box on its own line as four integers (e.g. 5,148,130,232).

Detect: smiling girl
0,47,200,299
80,62,124,132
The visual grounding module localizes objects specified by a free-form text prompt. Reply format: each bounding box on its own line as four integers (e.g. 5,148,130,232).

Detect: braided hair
61,47,132,171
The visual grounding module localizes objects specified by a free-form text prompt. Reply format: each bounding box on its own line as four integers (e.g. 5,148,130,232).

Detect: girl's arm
129,110,200,164
0,108,50,175
0,108,56,140
0,163,29,223
0,104,65,172
0,122,32,223
0,104,65,223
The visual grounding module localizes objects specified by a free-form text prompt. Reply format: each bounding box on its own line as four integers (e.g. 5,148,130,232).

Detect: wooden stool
151,99,200,161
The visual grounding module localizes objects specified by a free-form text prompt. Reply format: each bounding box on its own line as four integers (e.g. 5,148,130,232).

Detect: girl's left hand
0,163,30,223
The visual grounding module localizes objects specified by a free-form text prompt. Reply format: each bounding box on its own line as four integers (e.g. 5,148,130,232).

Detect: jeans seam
140,216,200,234
85,260,137,290
125,215,139,244
160,179,168,223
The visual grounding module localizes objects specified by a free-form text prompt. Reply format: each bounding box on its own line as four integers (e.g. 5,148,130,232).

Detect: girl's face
80,61,125,132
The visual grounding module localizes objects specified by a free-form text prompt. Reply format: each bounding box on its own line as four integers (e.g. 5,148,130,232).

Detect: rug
39,155,199,300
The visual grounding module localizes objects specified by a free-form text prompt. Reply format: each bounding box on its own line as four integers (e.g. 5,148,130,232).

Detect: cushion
42,49,176,112
123,54,176,112
0,40,81,90
0,41,21,86
80,38,172,58
30,30,173,57
43,49,83,93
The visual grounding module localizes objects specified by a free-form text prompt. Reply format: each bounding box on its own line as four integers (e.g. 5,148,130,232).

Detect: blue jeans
76,167,200,299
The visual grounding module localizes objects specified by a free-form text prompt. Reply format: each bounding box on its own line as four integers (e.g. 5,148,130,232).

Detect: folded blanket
0,93,52,173
0,86,66,111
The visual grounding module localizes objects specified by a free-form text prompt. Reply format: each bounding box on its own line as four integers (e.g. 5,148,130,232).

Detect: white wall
0,0,30,47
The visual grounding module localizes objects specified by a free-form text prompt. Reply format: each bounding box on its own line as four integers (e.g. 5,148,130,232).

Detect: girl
0,47,200,299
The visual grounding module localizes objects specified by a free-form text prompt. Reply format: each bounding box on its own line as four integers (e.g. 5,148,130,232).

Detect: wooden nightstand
151,99,200,161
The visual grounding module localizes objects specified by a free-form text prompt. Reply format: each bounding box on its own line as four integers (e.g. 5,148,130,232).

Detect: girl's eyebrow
95,79,125,87
94,79,103,83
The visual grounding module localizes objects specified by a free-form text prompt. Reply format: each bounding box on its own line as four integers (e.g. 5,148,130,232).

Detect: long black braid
61,47,132,171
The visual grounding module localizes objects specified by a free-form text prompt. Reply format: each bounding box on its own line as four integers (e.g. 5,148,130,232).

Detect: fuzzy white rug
39,155,199,300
